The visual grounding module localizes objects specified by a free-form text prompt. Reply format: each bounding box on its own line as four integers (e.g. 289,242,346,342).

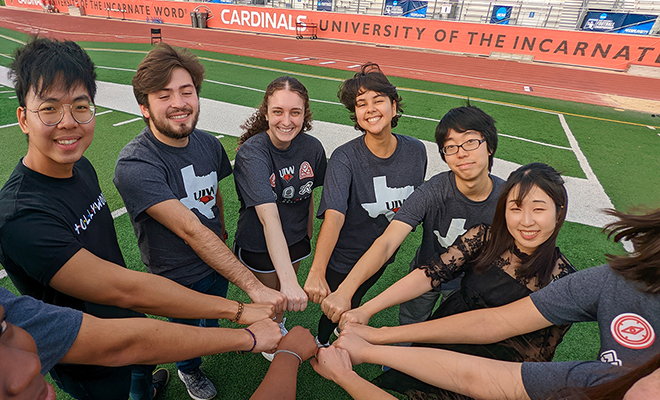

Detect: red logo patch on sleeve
611,313,655,349
270,173,276,188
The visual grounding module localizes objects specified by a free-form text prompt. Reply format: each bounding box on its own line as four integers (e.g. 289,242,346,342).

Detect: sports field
1,26,659,400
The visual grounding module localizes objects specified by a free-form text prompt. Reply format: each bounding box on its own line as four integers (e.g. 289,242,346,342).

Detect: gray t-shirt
318,134,427,274
394,171,504,269
1,288,82,375
234,132,326,252
521,265,660,399
114,127,232,285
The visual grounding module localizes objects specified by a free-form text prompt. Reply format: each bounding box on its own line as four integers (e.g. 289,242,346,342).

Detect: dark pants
317,265,387,343
169,270,229,373
50,364,155,400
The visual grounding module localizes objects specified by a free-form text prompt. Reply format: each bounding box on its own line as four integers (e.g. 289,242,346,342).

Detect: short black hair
9,37,97,107
434,105,498,171
337,62,403,133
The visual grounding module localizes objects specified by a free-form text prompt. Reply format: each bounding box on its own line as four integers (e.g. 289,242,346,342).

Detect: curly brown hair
238,76,313,147
337,62,403,133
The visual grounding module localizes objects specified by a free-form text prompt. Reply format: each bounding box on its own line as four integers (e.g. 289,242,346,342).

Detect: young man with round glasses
0,37,279,400
320,105,504,332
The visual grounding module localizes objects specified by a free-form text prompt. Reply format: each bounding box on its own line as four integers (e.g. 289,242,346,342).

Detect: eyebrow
160,83,195,92
40,94,91,103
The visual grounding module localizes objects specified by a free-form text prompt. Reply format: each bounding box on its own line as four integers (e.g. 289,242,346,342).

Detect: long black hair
473,163,568,287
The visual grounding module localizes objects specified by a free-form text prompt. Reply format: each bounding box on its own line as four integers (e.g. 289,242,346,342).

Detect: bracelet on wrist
273,349,303,365
231,300,244,323
242,327,257,353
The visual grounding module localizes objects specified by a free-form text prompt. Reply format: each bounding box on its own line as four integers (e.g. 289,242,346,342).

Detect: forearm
62,314,254,366
250,352,300,400
363,345,529,400
307,193,314,239
333,371,397,400
309,210,345,275
359,268,432,318
189,229,264,293
257,205,298,287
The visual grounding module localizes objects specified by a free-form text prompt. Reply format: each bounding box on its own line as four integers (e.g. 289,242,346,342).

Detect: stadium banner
490,5,512,25
8,1,660,70
581,11,657,36
383,0,427,19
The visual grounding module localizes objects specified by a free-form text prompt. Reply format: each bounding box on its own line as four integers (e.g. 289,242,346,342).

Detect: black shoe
152,368,170,398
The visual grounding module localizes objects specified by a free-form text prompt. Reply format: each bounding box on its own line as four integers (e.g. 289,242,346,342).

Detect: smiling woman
233,76,327,352
342,162,576,399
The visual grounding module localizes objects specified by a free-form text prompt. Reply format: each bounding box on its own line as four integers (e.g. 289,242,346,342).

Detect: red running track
1,6,658,109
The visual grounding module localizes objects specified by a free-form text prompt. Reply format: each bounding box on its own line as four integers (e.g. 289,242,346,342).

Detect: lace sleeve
420,224,489,289
550,250,577,282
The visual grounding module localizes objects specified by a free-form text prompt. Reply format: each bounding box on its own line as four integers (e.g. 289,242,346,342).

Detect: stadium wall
8,0,660,70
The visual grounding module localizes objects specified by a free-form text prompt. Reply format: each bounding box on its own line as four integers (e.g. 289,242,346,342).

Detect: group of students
0,36,658,400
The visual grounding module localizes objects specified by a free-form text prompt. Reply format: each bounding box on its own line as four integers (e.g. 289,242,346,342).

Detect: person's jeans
169,270,229,373
50,364,155,400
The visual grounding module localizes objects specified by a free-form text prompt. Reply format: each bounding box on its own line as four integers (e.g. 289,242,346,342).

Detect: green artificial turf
0,27,658,400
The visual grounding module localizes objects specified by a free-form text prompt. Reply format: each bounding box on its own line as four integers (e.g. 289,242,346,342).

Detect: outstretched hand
248,286,287,314
311,346,354,383
245,318,282,353
304,270,331,304
239,302,275,324
277,326,318,362
321,291,351,323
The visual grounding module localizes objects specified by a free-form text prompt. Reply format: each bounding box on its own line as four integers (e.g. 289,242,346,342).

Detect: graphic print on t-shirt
279,166,294,182
434,218,467,248
610,313,655,350
179,164,218,219
300,161,314,179
600,349,622,366
361,176,415,222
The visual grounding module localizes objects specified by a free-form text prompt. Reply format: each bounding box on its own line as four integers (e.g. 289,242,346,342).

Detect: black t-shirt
0,158,141,319
234,132,327,252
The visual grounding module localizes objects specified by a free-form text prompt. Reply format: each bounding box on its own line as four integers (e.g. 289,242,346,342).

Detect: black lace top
420,223,576,363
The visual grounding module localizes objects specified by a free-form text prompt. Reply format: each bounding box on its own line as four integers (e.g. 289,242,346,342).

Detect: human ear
17,107,30,135
139,104,151,119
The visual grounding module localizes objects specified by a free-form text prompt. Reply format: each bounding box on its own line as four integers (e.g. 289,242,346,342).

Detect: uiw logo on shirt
361,176,414,222
279,166,295,182
179,165,218,219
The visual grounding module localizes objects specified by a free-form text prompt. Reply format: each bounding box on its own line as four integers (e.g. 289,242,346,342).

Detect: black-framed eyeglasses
441,138,486,156
24,100,96,126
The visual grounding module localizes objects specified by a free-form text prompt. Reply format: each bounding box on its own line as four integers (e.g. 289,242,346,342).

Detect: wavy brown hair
473,163,568,287
604,207,660,294
238,76,313,147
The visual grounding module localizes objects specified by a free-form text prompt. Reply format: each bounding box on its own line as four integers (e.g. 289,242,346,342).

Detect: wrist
273,349,303,365
242,327,257,352
230,301,244,323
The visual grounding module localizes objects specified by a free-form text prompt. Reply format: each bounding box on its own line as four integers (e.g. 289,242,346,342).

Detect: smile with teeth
169,114,189,120
519,230,539,239
367,116,381,123
278,126,295,133
56,138,78,145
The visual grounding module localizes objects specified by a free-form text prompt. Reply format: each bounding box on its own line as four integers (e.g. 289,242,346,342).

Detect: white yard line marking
0,90,13,93
96,110,114,116
97,66,137,72
8,96,16,99
204,79,264,93
0,269,6,280
499,133,572,150
319,61,336,65
111,207,127,219
0,122,19,129
113,117,142,127
347,64,361,68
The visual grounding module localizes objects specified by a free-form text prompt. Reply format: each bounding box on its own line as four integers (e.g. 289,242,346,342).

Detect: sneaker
152,368,170,398
381,365,391,372
177,368,217,400
262,318,288,361
315,336,330,348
